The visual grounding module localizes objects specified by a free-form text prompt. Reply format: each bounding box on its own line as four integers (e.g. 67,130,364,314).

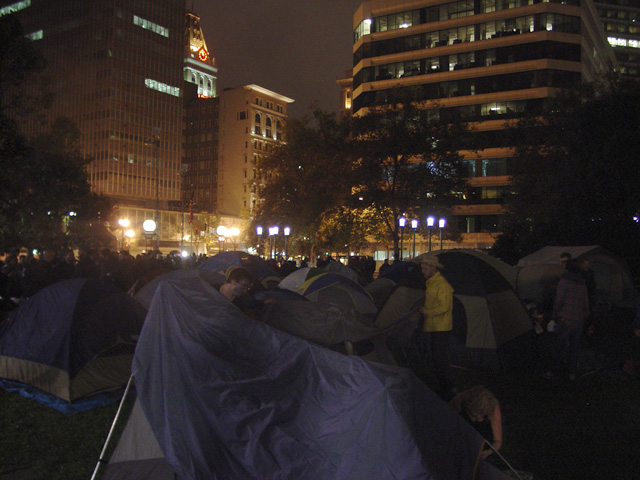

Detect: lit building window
0,0,30,18
25,29,43,41
133,15,169,38
145,78,180,97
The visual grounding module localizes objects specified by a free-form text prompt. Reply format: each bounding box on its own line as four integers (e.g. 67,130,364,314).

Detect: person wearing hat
417,254,456,396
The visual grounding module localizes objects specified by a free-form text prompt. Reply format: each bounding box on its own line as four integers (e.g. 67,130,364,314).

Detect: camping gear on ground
97,276,511,480
133,268,225,310
289,271,377,316
0,278,145,407
516,245,638,309
198,251,279,288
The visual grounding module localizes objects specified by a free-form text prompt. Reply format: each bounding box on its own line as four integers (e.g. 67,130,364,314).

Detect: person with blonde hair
450,386,503,459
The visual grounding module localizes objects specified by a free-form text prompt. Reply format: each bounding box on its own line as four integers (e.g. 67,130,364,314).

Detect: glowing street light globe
143,219,157,232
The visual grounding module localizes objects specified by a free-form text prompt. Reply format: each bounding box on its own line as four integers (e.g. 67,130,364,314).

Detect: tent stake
90,374,134,480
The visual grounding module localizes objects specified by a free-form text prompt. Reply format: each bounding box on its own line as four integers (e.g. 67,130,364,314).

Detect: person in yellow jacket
417,254,456,396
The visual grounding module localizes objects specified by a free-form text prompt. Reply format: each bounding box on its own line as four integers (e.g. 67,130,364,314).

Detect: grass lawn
1,341,639,480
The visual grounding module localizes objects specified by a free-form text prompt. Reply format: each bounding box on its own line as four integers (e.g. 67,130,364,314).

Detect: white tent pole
484,439,524,480
89,374,134,480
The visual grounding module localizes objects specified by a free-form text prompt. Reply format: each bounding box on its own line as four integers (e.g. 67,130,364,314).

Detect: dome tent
377,250,533,370
0,278,145,406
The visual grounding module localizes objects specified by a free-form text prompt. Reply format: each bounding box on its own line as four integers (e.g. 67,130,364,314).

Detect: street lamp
256,226,263,257
398,216,406,261
426,216,435,252
118,218,130,250
411,219,418,258
272,226,279,259
284,227,291,259
143,219,157,252
144,127,161,227
439,218,446,250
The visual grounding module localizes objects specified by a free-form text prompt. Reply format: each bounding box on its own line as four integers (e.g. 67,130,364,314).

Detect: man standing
418,254,455,396
552,259,590,380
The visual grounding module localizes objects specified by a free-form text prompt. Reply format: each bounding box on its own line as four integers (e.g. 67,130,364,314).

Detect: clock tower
184,11,217,98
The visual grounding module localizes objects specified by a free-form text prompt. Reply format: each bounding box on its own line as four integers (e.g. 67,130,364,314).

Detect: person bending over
450,386,503,459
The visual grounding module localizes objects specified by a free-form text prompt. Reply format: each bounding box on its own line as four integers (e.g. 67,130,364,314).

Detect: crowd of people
0,247,207,313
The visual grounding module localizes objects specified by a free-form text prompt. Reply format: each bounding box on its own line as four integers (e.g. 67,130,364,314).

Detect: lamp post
118,218,130,250
229,227,240,251
143,219,157,252
398,216,406,261
272,226,279,259
411,219,418,258
179,163,188,254
426,216,435,252
256,226,263,257
216,226,228,253
268,227,276,259
284,227,290,259
439,218,446,250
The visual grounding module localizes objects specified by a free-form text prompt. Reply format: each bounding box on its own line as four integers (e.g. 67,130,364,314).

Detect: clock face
198,47,209,62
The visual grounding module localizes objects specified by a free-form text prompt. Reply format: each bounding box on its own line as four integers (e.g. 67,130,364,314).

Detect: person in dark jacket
551,259,590,379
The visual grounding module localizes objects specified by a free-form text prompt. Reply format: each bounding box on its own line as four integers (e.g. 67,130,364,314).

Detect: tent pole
90,374,135,480
484,439,525,480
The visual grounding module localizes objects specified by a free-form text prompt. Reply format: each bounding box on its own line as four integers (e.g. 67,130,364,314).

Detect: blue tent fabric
130,276,506,480
0,378,127,413
0,278,144,403
198,251,277,281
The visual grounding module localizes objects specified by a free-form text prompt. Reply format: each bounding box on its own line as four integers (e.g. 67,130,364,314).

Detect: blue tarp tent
102,276,509,480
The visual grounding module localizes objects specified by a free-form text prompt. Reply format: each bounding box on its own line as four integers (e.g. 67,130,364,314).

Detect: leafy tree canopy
255,100,471,258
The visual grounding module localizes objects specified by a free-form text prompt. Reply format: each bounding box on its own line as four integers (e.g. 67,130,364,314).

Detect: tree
350,100,470,260
492,76,640,262
0,117,114,250
0,16,114,251
253,110,355,259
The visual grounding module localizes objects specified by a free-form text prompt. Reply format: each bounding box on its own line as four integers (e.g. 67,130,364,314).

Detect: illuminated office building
595,1,640,78
1,0,186,250
351,0,616,248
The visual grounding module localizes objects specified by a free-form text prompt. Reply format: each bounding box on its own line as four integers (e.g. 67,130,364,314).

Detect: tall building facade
217,85,293,218
595,0,640,78
183,11,218,217
351,0,616,248
2,0,187,250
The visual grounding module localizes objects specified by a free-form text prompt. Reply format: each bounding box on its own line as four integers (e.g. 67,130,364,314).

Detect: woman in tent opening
450,386,503,460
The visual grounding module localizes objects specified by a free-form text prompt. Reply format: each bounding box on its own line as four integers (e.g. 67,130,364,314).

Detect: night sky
191,0,363,118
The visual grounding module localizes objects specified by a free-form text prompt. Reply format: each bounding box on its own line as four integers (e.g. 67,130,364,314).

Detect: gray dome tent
378,250,533,369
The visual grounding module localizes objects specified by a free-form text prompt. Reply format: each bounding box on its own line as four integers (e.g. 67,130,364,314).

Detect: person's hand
480,449,493,459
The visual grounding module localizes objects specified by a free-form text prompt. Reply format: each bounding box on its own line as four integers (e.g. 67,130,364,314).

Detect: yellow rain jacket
422,271,454,332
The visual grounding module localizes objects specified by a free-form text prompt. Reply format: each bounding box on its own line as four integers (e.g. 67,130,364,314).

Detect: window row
354,0,579,42
353,69,581,111
133,15,169,38
354,13,580,63
355,41,580,87
608,36,640,49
